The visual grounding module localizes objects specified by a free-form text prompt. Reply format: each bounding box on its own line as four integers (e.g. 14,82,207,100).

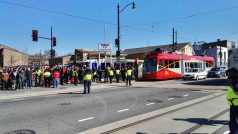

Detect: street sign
99,44,112,52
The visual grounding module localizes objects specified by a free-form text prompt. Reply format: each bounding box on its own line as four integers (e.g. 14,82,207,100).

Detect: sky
0,0,237,56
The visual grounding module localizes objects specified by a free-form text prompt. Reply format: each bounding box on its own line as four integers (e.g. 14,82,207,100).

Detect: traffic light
51,49,55,57
52,37,56,46
115,38,119,48
32,30,38,41
116,50,120,57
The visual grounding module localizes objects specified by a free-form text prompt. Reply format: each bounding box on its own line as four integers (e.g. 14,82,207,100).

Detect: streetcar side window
169,60,175,68
159,59,163,69
175,60,180,68
164,60,169,68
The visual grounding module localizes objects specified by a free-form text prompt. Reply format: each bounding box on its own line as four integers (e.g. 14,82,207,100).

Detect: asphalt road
0,86,211,134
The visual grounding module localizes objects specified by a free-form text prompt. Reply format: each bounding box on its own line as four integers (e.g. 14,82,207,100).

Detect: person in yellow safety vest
126,67,132,86
72,68,78,86
109,68,114,83
226,68,238,133
83,68,92,94
35,69,41,87
43,70,51,88
115,68,120,83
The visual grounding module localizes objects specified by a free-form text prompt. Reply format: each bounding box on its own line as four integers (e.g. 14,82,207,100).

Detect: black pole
172,27,175,52
51,26,53,66
117,3,120,57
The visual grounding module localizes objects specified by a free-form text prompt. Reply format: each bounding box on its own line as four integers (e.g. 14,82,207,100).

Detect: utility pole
50,26,53,66
172,27,175,52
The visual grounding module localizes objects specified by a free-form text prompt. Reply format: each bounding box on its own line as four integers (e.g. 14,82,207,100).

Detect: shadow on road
173,118,229,126
183,78,231,86
58,92,84,95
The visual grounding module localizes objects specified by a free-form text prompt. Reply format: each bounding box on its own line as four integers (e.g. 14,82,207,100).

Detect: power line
127,6,238,27
0,0,183,38
0,0,116,25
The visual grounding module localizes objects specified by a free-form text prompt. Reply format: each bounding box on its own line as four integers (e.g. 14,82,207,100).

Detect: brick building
0,44,28,67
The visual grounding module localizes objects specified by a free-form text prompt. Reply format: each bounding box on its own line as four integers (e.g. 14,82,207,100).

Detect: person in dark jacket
25,68,33,89
97,66,102,82
17,69,24,89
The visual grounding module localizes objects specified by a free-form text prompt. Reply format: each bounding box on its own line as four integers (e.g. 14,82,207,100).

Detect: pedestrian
53,69,60,88
126,67,132,86
121,67,126,83
83,68,92,94
72,68,78,85
16,69,24,89
25,68,33,89
115,67,120,83
92,68,98,82
2,69,9,90
97,66,102,82
227,68,238,133
10,68,18,90
109,68,114,83
35,68,41,87
43,69,51,87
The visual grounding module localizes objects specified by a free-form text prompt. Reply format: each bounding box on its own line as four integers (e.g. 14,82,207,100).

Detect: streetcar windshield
143,59,157,72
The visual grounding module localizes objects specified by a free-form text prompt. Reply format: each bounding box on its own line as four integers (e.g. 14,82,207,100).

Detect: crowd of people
0,65,135,92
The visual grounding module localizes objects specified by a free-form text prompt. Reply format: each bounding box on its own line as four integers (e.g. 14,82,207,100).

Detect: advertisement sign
99,44,111,52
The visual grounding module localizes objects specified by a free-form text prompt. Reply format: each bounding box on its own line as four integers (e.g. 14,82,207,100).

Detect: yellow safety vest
84,74,92,80
109,70,114,76
43,72,50,77
226,86,238,106
36,70,41,76
116,70,120,75
72,71,78,77
126,70,132,76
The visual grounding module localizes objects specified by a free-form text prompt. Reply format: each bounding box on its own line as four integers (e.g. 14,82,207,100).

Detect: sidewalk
80,92,228,134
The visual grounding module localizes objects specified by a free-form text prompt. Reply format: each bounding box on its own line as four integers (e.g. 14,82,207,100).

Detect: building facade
123,43,195,60
206,46,228,67
0,44,28,67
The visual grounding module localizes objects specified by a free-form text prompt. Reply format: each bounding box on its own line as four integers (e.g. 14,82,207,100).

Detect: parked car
182,68,207,80
207,67,226,78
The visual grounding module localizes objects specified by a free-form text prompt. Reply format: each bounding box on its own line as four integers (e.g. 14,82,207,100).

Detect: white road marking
10,98,24,101
167,98,175,101
146,103,155,106
117,109,129,113
183,94,189,97
223,131,230,134
78,117,94,122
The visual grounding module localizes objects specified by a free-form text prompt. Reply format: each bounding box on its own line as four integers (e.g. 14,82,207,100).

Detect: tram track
180,108,229,134
101,92,226,134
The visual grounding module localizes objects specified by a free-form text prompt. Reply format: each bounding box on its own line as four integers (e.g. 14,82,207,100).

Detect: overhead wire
0,0,237,40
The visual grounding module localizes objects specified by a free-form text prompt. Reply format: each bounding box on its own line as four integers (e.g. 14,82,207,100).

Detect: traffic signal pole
51,26,53,66
32,26,56,66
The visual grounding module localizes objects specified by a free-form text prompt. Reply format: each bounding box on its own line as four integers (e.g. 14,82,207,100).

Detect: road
0,86,210,134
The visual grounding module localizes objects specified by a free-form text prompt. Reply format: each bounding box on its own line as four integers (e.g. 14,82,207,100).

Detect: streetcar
143,52,214,80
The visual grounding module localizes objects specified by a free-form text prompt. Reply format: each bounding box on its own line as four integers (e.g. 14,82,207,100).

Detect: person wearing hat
226,67,238,133
83,68,92,94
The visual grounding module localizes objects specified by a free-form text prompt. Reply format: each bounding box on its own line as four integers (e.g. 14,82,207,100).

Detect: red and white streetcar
143,52,214,80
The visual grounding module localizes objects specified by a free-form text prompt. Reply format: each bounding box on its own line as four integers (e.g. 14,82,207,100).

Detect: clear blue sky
0,0,237,56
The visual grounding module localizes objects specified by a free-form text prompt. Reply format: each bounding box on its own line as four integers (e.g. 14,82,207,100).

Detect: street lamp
116,2,136,63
